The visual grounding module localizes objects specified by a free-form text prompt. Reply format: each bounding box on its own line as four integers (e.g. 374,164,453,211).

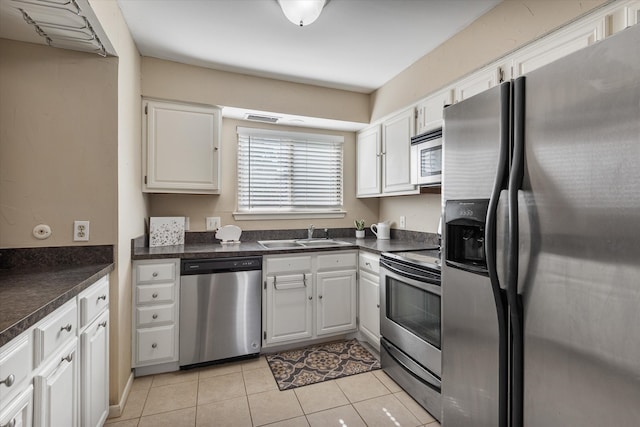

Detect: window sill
233,211,347,221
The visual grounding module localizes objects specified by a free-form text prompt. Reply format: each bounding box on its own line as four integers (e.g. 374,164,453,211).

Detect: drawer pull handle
152,293,158,299
60,324,72,332
2,418,16,427
99,321,107,328
152,314,158,319
97,294,107,301
152,272,158,277
0,374,15,387
62,353,73,363
152,343,158,349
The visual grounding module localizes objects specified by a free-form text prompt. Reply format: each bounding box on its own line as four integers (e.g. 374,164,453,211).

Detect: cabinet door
358,270,380,349
265,274,313,345
416,89,453,134
512,18,604,78
356,125,382,197
0,385,32,427
34,341,77,427
316,270,357,336
455,66,503,102
143,99,221,194
382,109,417,194
80,311,109,427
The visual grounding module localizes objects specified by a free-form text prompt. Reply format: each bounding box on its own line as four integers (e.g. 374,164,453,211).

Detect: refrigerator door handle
484,81,511,427
508,76,526,427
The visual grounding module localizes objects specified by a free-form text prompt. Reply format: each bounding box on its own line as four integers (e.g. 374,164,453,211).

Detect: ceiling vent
244,113,280,123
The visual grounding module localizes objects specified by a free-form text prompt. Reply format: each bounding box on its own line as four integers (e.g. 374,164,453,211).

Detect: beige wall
141,58,379,231
149,118,379,232
0,40,118,248
90,0,146,409
375,0,609,233
142,57,370,124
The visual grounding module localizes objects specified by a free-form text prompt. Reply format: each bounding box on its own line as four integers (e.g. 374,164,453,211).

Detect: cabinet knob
319,295,323,299
97,294,107,301
152,293,158,299
0,374,15,387
152,343,158,349
377,304,380,308
308,296,313,300
60,324,72,332
152,272,158,277
2,418,16,427
152,314,158,319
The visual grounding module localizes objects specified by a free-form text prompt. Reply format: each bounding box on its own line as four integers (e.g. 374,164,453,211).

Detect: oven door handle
381,339,441,390
381,263,441,295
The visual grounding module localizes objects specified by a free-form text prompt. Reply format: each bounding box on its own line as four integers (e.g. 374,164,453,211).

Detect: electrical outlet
206,217,221,231
400,215,406,229
74,220,90,241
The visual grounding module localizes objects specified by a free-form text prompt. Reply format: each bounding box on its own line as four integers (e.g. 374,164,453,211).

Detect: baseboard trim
108,371,134,419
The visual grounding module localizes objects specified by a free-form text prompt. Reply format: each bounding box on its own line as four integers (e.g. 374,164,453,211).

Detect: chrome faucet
307,224,315,240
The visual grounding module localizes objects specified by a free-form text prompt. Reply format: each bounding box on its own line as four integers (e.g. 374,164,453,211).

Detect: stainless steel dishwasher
179,256,262,367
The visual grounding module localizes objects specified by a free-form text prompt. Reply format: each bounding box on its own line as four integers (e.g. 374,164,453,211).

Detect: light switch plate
206,217,221,231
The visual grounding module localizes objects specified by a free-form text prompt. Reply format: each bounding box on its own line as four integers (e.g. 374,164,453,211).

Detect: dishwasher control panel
181,257,262,275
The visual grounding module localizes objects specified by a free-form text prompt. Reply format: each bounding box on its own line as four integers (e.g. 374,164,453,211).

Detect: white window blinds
237,127,344,213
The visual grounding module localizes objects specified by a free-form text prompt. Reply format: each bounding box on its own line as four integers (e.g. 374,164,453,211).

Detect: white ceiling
0,0,501,130
116,0,500,93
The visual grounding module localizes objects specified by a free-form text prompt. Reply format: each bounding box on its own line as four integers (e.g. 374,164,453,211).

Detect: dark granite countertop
131,237,438,260
0,246,114,347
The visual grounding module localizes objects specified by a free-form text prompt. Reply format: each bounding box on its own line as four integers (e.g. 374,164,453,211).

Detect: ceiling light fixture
277,0,326,27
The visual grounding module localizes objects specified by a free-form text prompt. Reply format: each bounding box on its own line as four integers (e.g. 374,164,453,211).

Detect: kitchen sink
258,239,352,249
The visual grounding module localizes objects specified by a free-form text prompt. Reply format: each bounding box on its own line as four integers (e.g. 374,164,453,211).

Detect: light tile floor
105,356,441,427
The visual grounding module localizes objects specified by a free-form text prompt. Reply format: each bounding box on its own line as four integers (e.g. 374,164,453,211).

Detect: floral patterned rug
266,339,380,391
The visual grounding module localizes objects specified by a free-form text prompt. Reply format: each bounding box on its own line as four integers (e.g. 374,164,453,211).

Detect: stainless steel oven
380,250,442,421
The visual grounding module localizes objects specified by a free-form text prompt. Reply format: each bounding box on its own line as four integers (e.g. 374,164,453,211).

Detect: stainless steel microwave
411,128,442,186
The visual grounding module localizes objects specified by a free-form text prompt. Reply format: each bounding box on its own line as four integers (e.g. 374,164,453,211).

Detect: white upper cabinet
356,125,382,197
381,109,419,195
512,17,605,78
143,99,221,194
605,1,640,35
454,65,505,102
415,88,454,134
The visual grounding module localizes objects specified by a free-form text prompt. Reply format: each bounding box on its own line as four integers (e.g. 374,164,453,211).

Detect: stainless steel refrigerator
441,23,640,427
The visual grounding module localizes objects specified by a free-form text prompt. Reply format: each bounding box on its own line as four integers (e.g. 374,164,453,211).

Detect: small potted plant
354,219,366,239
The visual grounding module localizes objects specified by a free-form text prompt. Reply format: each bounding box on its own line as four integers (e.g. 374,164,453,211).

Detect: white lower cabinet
0,274,110,427
316,270,357,336
0,385,33,427
132,259,180,372
34,339,78,427
265,272,313,344
79,311,109,427
263,251,357,348
358,252,381,350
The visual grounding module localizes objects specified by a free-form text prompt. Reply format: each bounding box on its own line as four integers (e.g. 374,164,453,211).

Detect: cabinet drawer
34,300,78,365
0,335,31,408
135,326,175,365
136,304,175,327
265,255,312,274
78,275,109,328
136,283,175,305
137,262,175,282
317,252,357,271
359,252,380,274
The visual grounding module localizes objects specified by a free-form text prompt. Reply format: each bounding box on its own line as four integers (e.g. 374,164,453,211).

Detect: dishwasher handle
181,257,262,275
